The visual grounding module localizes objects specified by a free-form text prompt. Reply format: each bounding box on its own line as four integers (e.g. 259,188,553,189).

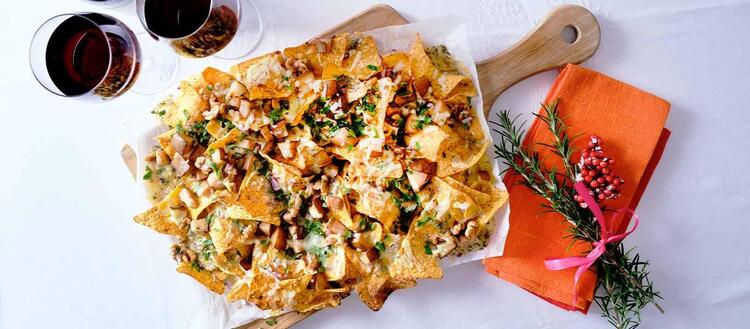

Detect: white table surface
2,0,749,328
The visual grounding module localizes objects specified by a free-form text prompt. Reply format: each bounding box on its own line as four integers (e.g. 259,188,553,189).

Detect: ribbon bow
543,181,640,304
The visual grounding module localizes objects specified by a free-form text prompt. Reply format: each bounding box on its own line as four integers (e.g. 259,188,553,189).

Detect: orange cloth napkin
483,64,671,313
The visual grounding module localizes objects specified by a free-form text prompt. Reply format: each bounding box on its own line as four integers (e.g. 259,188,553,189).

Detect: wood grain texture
120,4,599,329
477,4,600,116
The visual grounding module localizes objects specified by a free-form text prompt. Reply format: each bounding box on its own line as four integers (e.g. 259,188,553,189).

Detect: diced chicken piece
207,172,225,189
194,156,211,174
191,217,208,233
323,164,339,178
171,153,190,177
226,81,247,99
171,133,187,156
239,99,251,118
431,100,451,126
406,171,430,192
404,114,420,134
179,188,198,208
330,127,356,147
278,140,298,159
210,148,224,165
270,226,287,250
196,181,211,197
228,96,241,108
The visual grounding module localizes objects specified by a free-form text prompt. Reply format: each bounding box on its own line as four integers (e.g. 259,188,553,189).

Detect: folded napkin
483,64,671,313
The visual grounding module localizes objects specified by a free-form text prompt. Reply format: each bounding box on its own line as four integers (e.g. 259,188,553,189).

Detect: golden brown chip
436,119,489,177
133,186,186,235
283,35,348,77
443,177,507,226
341,34,382,80
382,52,412,77
230,52,293,100
202,67,234,89
355,185,400,231
176,261,227,294
406,125,449,162
220,171,283,225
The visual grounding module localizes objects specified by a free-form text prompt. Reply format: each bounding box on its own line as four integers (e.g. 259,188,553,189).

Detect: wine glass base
214,0,264,60
131,32,179,95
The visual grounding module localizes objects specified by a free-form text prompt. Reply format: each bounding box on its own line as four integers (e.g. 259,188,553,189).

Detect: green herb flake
265,318,278,326
416,215,434,227
374,241,386,253
142,166,153,180
424,241,433,255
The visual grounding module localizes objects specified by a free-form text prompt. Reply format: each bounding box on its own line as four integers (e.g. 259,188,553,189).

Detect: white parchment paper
123,17,509,329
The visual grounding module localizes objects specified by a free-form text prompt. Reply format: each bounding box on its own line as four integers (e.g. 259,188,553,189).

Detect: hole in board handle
561,25,579,44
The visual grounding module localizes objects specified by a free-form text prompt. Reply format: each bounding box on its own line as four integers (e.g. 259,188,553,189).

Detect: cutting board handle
477,4,600,116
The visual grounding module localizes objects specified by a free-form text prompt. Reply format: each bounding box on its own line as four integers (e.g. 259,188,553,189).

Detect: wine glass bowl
136,0,262,59
30,13,140,101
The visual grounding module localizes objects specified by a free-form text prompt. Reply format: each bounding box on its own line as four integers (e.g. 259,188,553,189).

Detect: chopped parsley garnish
265,318,278,326
414,141,421,150
309,245,334,272
342,229,353,240
191,260,203,271
151,108,166,117
303,219,325,237
176,120,211,146
424,241,433,255
367,64,379,71
414,115,432,130
260,239,270,247
206,213,215,228
356,97,376,113
218,117,235,130
268,107,284,123
416,215,435,227
254,156,270,176
142,166,153,180
207,159,223,179
358,217,370,231
388,177,421,210
374,241,386,253
201,238,216,261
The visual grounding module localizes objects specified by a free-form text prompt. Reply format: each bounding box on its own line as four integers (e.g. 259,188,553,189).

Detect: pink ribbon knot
543,182,640,304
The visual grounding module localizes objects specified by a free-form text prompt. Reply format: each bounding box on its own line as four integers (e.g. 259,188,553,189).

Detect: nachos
135,33,508,313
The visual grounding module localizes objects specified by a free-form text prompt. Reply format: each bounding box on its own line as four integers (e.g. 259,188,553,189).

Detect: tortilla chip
176,261,226,294
214,250,246,277
206,128,243,152
283,35,348,76
327,177,356,230
154,129,178,159
355,185,400,231
436,119,489,177
383,52,412,77
443,177,507,226
389,211,443,281
202,67,234,89
133,186,186,235
434,73,477,99
173,80,210,126
341,34,382,80
323,245,347,281
409,34,438,82
220,171,283,225
230,52,293,100
406,125,450,162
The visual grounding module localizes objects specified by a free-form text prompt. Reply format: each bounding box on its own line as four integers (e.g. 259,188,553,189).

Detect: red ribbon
543,182,640,304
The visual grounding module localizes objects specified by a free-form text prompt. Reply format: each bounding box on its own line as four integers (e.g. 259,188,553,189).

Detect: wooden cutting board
120,3,599,328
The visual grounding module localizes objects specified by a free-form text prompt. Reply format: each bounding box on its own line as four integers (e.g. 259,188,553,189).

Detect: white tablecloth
1,0,748,328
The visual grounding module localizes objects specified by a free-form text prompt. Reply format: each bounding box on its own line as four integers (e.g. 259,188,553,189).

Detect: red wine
144,0,212,38
45,15,111,96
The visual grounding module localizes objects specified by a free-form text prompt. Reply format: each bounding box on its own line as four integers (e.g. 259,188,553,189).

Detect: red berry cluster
574,135,624,208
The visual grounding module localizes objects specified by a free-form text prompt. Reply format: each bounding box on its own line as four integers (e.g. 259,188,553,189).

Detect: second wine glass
135,0,263,59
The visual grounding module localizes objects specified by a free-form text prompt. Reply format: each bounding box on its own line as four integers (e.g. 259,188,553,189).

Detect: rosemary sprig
491,101,662,329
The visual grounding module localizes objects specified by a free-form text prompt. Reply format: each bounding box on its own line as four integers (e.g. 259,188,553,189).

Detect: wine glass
135,0,263,59
29,12,178,101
